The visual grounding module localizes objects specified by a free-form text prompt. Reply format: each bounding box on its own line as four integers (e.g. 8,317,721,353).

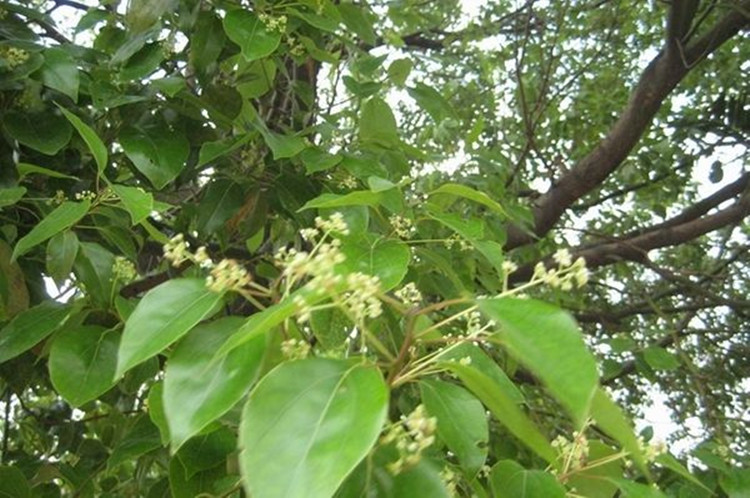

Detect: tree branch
505,1,750,249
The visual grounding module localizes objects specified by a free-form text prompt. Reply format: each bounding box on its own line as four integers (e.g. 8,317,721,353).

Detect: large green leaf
12,200,90,261
490,460,566,498
119,125,189,190
408,83,457,122
112,184,153,225
46,230,79,284
58,106,107,174
190,11,225,74
214,297,298,358
337,3,377,45
0,465,31,497
299,191,382,211
359,97,399,147
163,317,266,450
338,236,410,291
223,10,281,62
40,47,79,101
108,415,162,469
4,110,72,155
239,358,388,498
116,278,223,378
0,240,29,321
420,379,488,477
478,298,598,425
443,362,556,464
0,186,26,208
48,325,119,407
0,301,72,363
568,441,622,498
609,479,668,498
430,183,507,217
196,179,245,236
590,388,648,475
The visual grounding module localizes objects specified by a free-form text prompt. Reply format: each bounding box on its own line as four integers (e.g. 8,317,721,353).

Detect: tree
0,0,748,495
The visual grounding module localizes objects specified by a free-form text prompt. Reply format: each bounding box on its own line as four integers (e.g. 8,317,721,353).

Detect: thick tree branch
505,1,750,249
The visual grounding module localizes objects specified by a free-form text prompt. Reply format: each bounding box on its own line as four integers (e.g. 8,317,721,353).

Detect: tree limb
505,0,750,249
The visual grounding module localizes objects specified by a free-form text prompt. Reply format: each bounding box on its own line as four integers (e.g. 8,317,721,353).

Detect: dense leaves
0,0,747,496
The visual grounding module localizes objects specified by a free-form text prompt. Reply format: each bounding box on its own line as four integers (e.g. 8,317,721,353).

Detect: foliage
0,0,748,496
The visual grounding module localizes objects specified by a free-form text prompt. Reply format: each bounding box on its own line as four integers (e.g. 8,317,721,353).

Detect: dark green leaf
120,42,163,80
642,347,680,371
116,278,223,378
174,426,235,479
16,163,78,180
239,358,388,498
408,83,456,122
58,106,108,174
720,467,750,498
338,4,377,45
301,146,342,173
0,465,31,497
48,325,119,407
12,200,90,261
108,415,162,469
164,317,266,450
608,479,668,498
0,301,71,363
119,125,189,190
196,179,245,236
40,47,79,101
190,12,225,74
388,58,412,86
4,110,72,155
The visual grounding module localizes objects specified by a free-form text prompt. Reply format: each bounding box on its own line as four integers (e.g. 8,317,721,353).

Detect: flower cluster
439,466,459,497
163,234,190,267
389,215,415,239
48,190,67,206
381,404,437,474
338,175,358,189
74,190,96,202
1,46,29,69
639,437,667,463
444,233,471,251
394,282,422,305
532,249,589,290
552,431,589,472
258,13,287,32
342,273,382,322
112,256,138,283
206,259,251,293
501,260,518,275
281,338,311,360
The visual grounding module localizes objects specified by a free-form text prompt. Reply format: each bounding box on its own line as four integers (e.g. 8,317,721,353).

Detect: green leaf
590,388,649,475
0,301,71,363
0,465,31,497
301,146,342,173
478,297,598,424
408,83,457,122
12,200,90,261
388,58,412,86
49,325,119,407
223,10,281,62
40,47,79,101
147,381,170,444
163,317,266,450
642,347,680,371
299,191,382,211
46,230,79,284
608,479,668,498
263,130,307,160
111,184,153,225
489,460,566,498
57,106,108,174
190,12,225,74
338,236,410,291
0,240,29,321
441,343,524,404
213,298,298,358
4,110,72,155
367,176,396,192
73,242,115,308
119,125,189,190
116,278,223,378
720,468,750,498
16,162,78,180
338,3,377,45
359,97,399,147
120,41,163,80
239,358,388,498
426,205,485,240
442,361,556,464
108,415,162,469
430,183,507,217
152,76,186,97
655,453,711,493
568,441,622,498
175,426,235,479
196,179,245,236
389,460,451,498
420,379,488,477
0,186,26,208
197,135,250,167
